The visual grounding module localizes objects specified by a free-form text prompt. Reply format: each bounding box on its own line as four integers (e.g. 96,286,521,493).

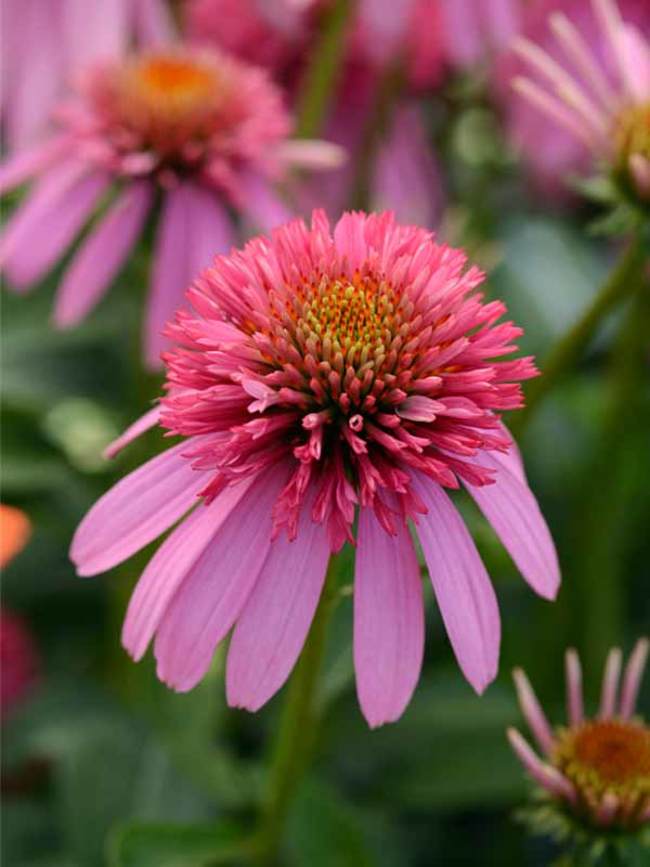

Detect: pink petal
411,473,500,694
238,172,293,233
440,0,483,67
154,461,291,692
62,0,129,74
3,168,110,290
372,104,444,228
55,181,152,327
513,667,555,754
618,25,650,101
599,646,622,718
357,0,417,64
122,480,253,661
145,183,235,367
70,440,207,577
132,0,176,45
226,486,331,711
275,139,346,170
507,728,575,802
103,406,161,460
565,648,583,726
620,637,649,719
465,448,560,600
0,136,69,194
353,507,424,728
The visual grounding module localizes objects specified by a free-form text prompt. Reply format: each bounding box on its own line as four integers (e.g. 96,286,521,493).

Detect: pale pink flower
505,0,650,198
508,639,650,829
0,609,39,718
0,47,342,367
71,210,559,728
439,0,523,69
0,0,174,152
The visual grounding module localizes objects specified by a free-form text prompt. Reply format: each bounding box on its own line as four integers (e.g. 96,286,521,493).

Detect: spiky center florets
615,102,650,163
162,212,538,548
554,719,650,828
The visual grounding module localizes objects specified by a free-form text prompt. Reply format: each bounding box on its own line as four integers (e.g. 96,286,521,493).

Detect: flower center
614,102,650,163
112,52,225,157
553,719,650,824
283,272,410,375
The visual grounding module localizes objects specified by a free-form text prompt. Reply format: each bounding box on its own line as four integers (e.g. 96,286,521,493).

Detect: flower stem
254,559,340,865
510,235,648,437
295,0,355,139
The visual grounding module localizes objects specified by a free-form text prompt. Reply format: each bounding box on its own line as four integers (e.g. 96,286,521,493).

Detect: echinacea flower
509,0,650,200
1,0,173,152
71,210,560,728
508,639,649,831
0,46,342,366
0,608,40,718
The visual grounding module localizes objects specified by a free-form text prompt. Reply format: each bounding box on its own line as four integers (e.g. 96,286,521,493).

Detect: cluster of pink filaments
161,211,537,548
57,48,292,192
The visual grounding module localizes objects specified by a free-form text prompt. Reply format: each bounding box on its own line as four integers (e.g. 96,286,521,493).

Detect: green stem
294,0,355,139
254,560,340,865
510,235,648,437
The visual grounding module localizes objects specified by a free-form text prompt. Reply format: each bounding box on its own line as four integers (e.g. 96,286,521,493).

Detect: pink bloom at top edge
185,0,447,228
508,639,649,829
70,210,560,728
499,0,650,198
1,0,174,153
0,45,343,368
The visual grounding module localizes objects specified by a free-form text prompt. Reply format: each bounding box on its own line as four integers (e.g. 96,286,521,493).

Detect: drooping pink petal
617,25,650,101
440,0,483,67
70,440,207,576
122,480,253,661
565,648,584,726
372,104,444,228
507,728,576,802
103,406,161,460
357,0,417,64
619,637,649,719
465,448,560,600
0,137,69,195
238,171,293,233
411,473,500,694
275,139,346,170
513,666,555,754
353,507,424,728
599,646,622,718
3,170,110,290
145,183,235,367
226,485,331,711
154,461,291,691
55,181,152,327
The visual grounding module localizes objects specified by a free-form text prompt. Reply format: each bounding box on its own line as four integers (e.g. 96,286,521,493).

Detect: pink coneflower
1,0,173,152
0,47,342,367
508,639,650,830
508,0,650,199
70,211,559,728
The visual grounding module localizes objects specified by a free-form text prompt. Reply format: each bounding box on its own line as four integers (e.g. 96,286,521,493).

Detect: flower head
0,45,341,366
511,0,650,200
509,639,650,830
71,211,559,728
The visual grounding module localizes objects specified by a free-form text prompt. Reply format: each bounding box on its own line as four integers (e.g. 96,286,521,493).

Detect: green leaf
108,823,247,867
287,781,378,867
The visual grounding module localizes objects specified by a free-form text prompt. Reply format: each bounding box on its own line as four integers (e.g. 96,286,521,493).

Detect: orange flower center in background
553,718,650,827
0,505,31,568
615,102,650,163
114,52,226,156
